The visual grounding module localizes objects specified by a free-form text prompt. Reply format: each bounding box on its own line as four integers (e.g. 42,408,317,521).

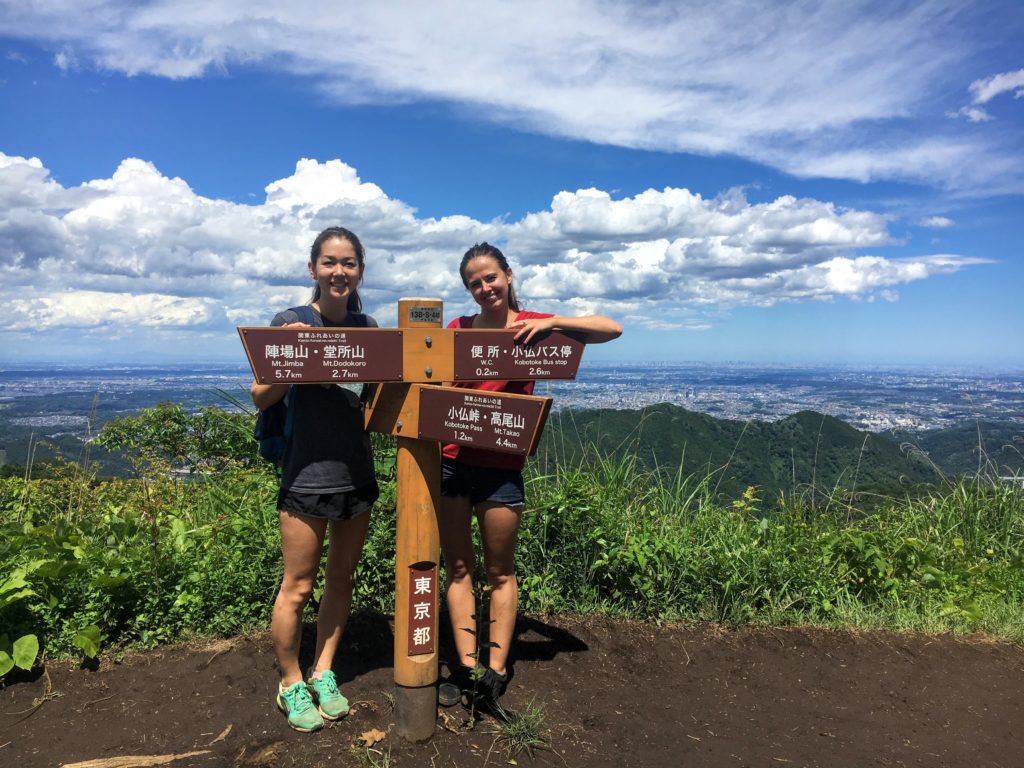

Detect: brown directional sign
239,327,404,383
406,562,438,657
452,329,585,381
417,386,552,455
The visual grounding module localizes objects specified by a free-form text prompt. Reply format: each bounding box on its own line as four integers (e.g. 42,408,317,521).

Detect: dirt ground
2,614,1022,768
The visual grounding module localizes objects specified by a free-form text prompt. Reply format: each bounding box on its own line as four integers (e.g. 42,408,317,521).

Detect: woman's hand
249,322,312,409
510,315,622,345
510,316,557,345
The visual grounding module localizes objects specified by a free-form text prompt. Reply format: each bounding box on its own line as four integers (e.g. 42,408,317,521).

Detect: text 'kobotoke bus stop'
239,298,587,741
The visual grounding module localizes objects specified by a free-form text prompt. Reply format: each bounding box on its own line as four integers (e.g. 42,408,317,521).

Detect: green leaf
0,569,31,595
72,625,101,658
12,634,39,670
0,650,13,677
92,574,128,588
0,586,37,610
920,573,940,588
960,601,983,621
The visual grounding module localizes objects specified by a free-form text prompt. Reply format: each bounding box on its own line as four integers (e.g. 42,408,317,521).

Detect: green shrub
3,422,1023,675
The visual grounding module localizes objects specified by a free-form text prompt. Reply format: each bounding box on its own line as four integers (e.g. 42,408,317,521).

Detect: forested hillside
538,404,1021,495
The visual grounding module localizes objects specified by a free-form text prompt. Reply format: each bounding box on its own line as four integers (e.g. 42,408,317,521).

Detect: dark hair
310,226,364,313
459,242,520,312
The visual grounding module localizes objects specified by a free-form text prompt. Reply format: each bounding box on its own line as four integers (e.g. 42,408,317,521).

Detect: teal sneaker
307,669,350,720
276,681,324,733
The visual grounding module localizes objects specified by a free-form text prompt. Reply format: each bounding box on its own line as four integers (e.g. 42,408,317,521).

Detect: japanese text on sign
453,330,585,381
407,563,437,657
418,387,548,455
239,327,404,383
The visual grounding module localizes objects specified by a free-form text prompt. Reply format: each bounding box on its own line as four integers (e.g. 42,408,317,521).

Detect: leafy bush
3,409,1023,676
519,446,1024,636
94,401,256,475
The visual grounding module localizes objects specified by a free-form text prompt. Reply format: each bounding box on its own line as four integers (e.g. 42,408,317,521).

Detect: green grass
517,445,1024,635
490,699,548,759
2,419,1023,674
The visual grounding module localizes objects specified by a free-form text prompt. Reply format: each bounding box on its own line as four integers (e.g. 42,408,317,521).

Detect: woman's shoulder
272,308,377,328
270,305,318,327
447,314,478,329
270,308,298,327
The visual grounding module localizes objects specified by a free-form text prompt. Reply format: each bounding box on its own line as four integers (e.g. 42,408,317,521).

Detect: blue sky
0,1,1021,367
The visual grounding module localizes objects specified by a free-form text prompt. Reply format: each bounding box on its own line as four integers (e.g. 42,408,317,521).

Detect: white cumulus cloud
7,290,218,329
950,67,1024,125
0,151,989,358
969,68,1024,104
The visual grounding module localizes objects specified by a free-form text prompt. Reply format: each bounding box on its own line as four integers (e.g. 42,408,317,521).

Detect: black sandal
438,664,473,707
478,666,511,702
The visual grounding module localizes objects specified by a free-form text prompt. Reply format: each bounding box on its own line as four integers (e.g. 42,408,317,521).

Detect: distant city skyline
0,2,1022,366
2,362,1021,436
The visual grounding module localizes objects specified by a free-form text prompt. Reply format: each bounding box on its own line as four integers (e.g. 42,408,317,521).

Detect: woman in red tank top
438,242,622,706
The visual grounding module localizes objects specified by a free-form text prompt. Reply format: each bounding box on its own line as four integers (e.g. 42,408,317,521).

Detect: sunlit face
309,237,363,304
463,255,512,312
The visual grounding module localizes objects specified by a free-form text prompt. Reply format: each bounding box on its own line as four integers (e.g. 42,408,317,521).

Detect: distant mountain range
536,404,1023,495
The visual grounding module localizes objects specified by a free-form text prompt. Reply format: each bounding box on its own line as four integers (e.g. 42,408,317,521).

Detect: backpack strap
290,305,319,326
289,305,369,328
283,383,296,442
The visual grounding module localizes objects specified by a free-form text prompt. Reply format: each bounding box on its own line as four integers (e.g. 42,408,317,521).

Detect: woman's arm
510,314,623,345
249,318,309,410
251,381,290,411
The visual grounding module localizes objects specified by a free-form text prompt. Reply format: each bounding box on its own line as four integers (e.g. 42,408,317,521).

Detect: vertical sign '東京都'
407,562,437,656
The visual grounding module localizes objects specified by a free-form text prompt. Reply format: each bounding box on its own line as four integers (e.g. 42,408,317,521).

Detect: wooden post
392,298,442,741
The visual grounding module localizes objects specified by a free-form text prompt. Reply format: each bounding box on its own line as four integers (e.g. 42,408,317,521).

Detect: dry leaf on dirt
61,750,211,768
356,728,386,747
208,724,232,745
236,741,285,766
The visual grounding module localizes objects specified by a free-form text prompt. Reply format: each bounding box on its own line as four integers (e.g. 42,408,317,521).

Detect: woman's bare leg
476,502,522,675
311,511,372,674
440,494,477,669
272,510,327,685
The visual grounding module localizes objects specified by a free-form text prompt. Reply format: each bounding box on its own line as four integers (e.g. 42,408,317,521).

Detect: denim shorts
277,482,379,521
441,457,525,507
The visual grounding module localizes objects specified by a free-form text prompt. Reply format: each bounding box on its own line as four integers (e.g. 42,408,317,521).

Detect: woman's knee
278,574,316,607
323,567,355,593
445,557,474,586
486,565,517,590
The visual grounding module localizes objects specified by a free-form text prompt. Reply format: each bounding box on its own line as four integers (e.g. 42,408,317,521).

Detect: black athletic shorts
277,482,379,521
440,457,525,507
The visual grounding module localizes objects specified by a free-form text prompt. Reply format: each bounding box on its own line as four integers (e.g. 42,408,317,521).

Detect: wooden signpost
239,298,585,741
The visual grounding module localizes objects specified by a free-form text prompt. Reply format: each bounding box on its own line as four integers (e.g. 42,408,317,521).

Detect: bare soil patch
2,615,1022,767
